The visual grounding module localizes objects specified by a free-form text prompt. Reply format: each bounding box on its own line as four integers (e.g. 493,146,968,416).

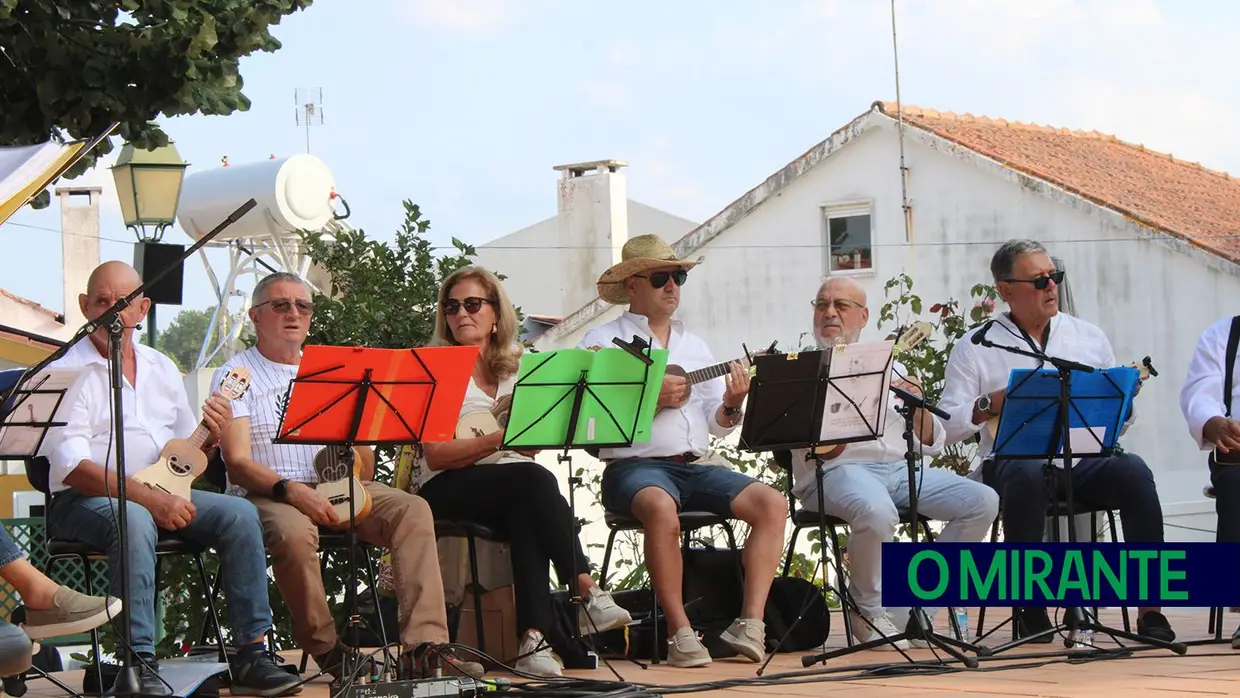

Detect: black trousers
984,451,1164,544
1210,460,1240,545
418,460,592,639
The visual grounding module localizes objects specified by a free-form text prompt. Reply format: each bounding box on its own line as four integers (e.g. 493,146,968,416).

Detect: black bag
1208,316,1240,471
763,575,830,652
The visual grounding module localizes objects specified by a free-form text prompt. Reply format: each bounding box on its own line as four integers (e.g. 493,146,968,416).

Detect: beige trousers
249,481,448,656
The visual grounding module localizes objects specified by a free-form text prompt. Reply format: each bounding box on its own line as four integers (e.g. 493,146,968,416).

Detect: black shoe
1015,607,1054,643
230,651,302,697
1136,611,1176,643
110,658,170,697
313,644,374,684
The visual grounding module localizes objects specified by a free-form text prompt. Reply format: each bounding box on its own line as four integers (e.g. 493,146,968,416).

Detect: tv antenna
295,87,323,153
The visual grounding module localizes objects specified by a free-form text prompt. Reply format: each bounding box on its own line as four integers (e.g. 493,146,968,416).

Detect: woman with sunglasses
408,266,631,677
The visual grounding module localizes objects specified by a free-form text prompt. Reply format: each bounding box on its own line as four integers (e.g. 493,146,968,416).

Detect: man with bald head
38,262,300,697
787,277,998,650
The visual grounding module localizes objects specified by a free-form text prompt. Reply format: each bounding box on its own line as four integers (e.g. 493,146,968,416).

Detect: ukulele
132,367,252,501
812,321,934,457
312,445,373,528
659,341,778,414
984,356,1159,439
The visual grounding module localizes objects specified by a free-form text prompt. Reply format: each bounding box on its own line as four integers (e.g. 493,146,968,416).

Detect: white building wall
535,118,1236,548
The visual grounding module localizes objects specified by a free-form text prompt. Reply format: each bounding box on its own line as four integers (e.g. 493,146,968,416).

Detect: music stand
501,336,666,668
271,344,478,693
972,344,1187,657
0,199,255,698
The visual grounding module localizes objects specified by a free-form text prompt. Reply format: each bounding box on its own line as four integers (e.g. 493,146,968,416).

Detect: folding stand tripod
272,344,478,694
0,200,256,698
501,336,666,670
972,330,1187,657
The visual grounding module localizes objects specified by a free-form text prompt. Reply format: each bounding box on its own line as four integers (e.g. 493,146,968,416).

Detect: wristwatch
723,404,742,417
975,395,995,416
271,478,290,502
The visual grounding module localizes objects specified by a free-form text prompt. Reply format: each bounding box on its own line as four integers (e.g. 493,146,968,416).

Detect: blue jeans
601,458,757,517
0,528,24,568
47,490,272,657
0,621,31,676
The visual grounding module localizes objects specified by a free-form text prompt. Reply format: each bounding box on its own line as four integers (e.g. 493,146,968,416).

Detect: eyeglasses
254,299,314,315
1003,270,1065,290
811,298,864,313
634,269,688,289
442,297,493,315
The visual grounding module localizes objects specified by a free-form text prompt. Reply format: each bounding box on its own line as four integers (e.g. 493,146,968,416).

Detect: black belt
607,453,699,465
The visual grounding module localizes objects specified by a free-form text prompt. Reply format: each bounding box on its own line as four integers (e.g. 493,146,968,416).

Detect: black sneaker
1015,607,1054,643
231,651,302,697
1137,611,1176,643
312,644,375,684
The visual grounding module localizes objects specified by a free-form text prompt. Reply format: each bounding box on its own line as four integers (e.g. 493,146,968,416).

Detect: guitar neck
187,422,211,451
684,359,742,386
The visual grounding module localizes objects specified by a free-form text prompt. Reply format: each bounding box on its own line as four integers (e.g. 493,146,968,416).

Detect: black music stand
501,336,665,669
0,200,255,698
972,336,1187,657
271,345,474,694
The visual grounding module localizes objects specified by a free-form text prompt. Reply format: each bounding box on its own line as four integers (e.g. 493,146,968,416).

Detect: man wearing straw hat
577,234,788,668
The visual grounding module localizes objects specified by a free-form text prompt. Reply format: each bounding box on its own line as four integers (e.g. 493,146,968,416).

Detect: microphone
970,320,995,346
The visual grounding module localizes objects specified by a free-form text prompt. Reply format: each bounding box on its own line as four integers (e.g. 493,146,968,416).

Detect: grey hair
252,272,307,305
990,239,1047,282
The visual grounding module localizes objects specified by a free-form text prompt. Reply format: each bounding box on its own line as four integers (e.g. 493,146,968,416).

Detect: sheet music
0,369,85,456
820,340,894,442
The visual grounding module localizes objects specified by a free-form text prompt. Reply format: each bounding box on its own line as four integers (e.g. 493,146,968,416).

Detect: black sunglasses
1003,270,1065,290
442,297,493,315
254,299,314,315
635,269,689,289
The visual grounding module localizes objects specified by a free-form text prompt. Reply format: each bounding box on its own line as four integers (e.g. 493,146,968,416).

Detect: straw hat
597,234,701,304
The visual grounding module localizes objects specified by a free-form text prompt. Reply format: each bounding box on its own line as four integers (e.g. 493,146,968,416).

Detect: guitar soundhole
168,455,191,476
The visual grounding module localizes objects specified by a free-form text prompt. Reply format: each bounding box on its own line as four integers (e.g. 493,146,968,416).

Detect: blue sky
4,0,1237,327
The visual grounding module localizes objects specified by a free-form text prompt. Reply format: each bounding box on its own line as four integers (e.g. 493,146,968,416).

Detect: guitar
312,445,373,528
811,321,934,457
132,367,253,501
984,356,1159,439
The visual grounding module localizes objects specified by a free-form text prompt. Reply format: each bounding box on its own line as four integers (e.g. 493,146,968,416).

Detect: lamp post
110,140,188,348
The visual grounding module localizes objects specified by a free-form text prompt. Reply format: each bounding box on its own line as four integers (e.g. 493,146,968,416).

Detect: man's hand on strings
722,361,750,408
200,392,232,450
658,374,689,408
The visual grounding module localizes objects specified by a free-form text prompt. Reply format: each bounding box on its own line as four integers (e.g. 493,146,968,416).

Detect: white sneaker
849,611,909,651
514,630,563,677
579,587,633,635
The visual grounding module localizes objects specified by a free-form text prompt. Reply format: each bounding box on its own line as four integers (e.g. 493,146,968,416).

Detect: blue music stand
992,366,1139,461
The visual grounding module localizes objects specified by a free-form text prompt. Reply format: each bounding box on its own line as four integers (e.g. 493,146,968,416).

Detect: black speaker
133,241,185,305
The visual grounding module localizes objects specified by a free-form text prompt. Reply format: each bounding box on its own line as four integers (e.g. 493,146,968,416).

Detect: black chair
433,519,509,656
22,457,229,673
1200,485,1230,644
772,451,937,647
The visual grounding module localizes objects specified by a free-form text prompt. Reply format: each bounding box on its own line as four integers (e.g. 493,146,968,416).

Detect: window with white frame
823,202,873,273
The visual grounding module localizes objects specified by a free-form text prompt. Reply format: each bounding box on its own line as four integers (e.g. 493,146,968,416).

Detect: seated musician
213,271,484,680
407,266,632,678
1180,314,1240,647
37,262,299,696
577,235,788,668
788,277,998,650
938,239,1175,643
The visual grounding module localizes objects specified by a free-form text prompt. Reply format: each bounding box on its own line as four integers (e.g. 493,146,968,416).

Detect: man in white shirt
213,272,483,680
1179,314,1240,647
787,278,999,650
578,235,788,668
38,262,299,697
938,240,1174,644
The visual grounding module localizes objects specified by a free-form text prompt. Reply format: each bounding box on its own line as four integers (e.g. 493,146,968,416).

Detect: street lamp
110,140,189,348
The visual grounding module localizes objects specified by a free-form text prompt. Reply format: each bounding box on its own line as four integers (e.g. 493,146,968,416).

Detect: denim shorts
601,458,757,517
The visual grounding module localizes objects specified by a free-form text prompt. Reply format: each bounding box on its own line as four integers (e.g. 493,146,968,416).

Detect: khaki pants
249,481,448,656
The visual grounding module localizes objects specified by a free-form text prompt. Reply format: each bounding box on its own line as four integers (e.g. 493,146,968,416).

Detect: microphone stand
971,326,1186,656
1,200,257,696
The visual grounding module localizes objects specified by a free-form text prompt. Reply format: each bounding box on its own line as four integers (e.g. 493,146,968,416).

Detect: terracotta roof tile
874,101,1240,263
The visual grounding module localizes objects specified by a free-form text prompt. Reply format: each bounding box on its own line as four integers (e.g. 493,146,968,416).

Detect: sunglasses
254,299,314,315
635,269,689,289
442,297,493,315
1003,270,1065,290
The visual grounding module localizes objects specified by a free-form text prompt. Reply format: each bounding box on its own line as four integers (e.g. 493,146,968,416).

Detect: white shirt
406,372,524,492
576,312,738,460
938,311,1130,464
212,347,316,495
1180,315,1240,451
787,355,946,501
38,340,198,495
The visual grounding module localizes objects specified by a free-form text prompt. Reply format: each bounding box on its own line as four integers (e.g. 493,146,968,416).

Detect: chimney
57,187,103,333
552,160,628,314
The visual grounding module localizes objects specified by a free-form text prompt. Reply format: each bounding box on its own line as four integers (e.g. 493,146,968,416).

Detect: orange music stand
272,344,478,446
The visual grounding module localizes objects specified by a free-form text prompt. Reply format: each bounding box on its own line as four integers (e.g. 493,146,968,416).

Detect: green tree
0,0,314,207
153,306,231,372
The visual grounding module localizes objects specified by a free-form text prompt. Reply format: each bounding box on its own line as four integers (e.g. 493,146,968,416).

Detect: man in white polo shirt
213,272,483,681
577,235,788,668
938,239,1174,644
